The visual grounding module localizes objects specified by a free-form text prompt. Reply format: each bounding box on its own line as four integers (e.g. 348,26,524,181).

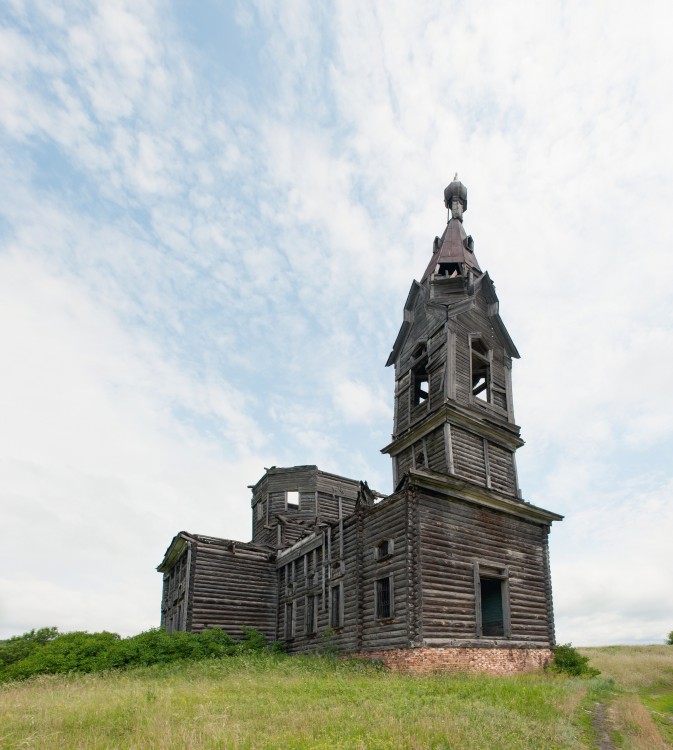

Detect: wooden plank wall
160,549,189,633
250,467,359,547
188,538,276,641
359,494,411,651
417,490,554,647
276,492,413,654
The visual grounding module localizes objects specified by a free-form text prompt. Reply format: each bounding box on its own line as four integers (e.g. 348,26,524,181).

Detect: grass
1,647,672,749
579,646,673,749
1,652,591,750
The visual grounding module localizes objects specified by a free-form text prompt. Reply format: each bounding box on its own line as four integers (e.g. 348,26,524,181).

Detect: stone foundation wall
359,647,553,675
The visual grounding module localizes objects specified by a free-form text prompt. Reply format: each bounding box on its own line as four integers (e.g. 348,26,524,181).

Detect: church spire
421,177,480,282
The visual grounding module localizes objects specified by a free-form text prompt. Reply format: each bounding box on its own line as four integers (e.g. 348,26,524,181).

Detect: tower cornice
381,399,524,457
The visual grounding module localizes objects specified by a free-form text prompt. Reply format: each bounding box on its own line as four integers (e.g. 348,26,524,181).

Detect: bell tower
383,178,523,498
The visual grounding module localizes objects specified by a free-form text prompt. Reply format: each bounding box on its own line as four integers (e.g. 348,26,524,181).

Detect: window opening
375,577,392,620
285,602,295,638
330,584,342,628
411,344,429,407
286,491,299,510
375,539,393,560
305,595,317,635
256,501,263,520
480,578,504,637
471,338,491,402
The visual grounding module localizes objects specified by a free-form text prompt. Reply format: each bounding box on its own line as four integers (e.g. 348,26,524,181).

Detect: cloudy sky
1,0,672,646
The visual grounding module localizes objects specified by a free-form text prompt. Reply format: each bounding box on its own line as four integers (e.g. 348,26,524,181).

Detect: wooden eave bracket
386,281,422,367
156,531,192,572
481,273,520,359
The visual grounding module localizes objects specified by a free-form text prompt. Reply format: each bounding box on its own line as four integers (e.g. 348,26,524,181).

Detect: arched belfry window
470,337,491,403
411,344,429,407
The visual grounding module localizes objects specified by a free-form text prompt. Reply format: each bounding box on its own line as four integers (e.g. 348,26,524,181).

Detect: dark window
305,595,317,635
375,539,393,560
285,602,295,638
375,577,392,620
480,577,504,637
330,584,342,628
411,344,429,407
471,338,491,402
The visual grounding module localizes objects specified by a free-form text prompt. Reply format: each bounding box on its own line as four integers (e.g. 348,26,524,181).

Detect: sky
1,0,672,647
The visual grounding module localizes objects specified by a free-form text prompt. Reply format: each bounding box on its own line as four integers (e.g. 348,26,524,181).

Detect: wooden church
157,178,563,673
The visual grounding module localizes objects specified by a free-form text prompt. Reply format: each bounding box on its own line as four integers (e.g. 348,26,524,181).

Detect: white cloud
1,0,672,645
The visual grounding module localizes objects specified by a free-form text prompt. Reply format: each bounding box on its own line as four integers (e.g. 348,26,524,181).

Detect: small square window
375,538,394,560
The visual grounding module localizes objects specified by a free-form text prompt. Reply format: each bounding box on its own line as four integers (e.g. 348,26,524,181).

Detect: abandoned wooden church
158,179,563,673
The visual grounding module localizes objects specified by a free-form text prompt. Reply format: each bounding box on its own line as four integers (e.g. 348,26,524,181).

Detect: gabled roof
385,269,519,367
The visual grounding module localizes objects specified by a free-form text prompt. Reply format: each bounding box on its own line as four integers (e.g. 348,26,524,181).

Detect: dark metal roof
421,219,481,282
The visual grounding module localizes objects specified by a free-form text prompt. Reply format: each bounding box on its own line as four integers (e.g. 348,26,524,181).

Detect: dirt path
592,702,616,750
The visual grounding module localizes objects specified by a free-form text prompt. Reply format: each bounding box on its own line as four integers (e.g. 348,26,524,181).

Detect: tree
667,630,673,645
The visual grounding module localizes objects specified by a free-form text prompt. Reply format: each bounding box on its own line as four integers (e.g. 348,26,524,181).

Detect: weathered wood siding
359,493,411,652
276,492,413,655
188,538,276,640
160,547,189,633
452,426,486,484
448,293,509,415
250,466,359,547
417,490,554,647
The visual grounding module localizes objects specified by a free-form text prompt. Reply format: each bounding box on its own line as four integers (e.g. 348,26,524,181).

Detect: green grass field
1,647,671,749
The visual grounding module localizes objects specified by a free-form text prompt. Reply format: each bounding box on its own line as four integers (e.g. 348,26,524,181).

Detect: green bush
547,643,600,677
0,627,59,668
667,630,673,645
0,626,265,682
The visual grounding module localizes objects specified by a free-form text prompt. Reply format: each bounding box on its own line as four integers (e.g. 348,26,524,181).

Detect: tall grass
580,645,673,749
0,653,590,750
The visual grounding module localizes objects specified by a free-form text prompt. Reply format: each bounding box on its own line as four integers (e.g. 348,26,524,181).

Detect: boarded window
285,602,295,638
305,594,317,635
330,584,342,628
255,501,264,520
375,577,393,620
471,337,491,402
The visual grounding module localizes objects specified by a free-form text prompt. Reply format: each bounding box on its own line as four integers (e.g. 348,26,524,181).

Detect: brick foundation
358,647,553,675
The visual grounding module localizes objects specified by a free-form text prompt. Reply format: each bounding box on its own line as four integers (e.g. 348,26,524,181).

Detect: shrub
0,626,267,682
667,630,673,645
0,627,59,668
547,643,600,677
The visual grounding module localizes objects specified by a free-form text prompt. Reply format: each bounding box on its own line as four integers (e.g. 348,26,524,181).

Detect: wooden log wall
359,493,411,652
276,491,413,655
250,466,359,547
417,490,554,647
187,537,276,641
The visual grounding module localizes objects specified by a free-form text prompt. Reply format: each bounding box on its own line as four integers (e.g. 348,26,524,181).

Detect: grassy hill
1,645,671,749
